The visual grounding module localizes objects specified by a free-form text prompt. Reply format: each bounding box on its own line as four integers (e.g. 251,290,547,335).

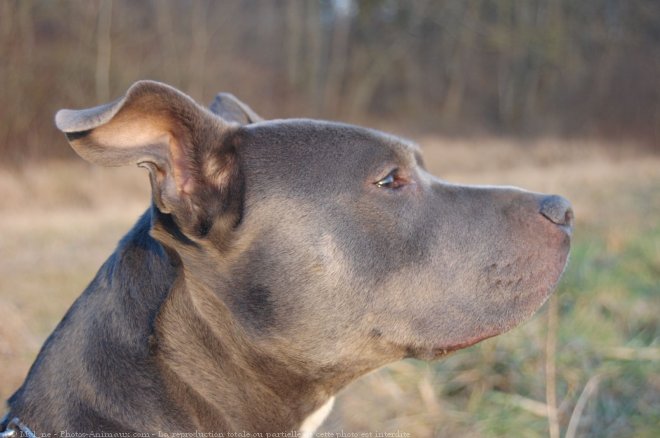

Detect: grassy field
1,138,658,437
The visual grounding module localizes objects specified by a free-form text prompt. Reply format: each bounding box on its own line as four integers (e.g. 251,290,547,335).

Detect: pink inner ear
60,80,234,202
89,112,171,150
89,113,196,198
167,132,196,196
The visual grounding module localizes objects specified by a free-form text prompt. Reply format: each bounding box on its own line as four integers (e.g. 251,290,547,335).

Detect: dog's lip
398,330,502,361
388,241,571,362
429,331,501,358
426,263,568,360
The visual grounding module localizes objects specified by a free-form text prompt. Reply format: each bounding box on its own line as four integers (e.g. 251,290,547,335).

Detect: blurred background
0,1,658,437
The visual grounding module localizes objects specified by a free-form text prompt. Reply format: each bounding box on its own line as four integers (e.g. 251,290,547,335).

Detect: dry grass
1,138,658,436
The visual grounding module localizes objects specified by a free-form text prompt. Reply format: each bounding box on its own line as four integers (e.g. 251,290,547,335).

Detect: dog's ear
209,93,263,124
55,80,242,238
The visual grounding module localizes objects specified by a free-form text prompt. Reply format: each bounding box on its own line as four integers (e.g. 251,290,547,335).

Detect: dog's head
56,81,571,375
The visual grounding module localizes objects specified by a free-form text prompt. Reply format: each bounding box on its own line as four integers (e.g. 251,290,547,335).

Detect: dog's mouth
386,246,570,362
401,329,504,361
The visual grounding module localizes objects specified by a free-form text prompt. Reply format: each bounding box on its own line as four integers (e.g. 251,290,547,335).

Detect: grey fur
6,81,572,434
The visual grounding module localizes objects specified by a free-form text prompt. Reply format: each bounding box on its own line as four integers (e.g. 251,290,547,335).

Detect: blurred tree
0,0,658,164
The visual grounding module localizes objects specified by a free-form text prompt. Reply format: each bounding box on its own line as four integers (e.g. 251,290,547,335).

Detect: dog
3,81,572,435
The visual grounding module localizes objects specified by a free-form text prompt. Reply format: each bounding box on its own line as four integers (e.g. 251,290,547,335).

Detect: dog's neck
9,209,337,433
152,242,335,433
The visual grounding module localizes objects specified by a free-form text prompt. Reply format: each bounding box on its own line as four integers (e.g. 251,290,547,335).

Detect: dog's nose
539,195,574,227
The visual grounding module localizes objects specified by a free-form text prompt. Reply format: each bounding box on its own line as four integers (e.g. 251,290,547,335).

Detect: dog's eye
375,169,404,189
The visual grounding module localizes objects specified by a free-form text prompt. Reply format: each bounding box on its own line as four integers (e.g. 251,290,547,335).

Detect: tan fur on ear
56,81,197,134
55,81,240,235
56,81,200,169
